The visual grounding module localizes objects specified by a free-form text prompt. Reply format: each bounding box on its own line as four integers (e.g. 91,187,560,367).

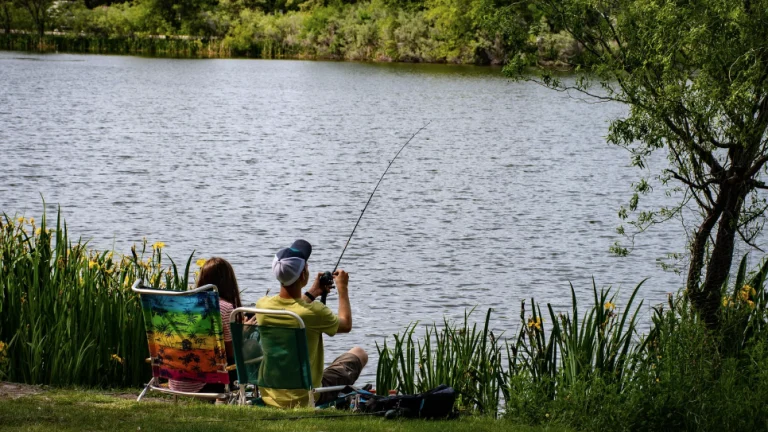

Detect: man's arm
335,270,352,333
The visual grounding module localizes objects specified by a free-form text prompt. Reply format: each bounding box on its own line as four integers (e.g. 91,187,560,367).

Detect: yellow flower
604,301,615,311
748,300,755,309
111,354,123,364
527,317,542,331
29,217,34,225
35,228,42,236
196,258,206,268
152,242,166,250
106,252,114,261
16,217,24,224
0,341,6,352
88,260,98,269
740,290,749,301
722,297,730,307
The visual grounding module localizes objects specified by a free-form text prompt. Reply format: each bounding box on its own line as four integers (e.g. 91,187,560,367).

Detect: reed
0,208,195,387
376,309,506,415
0,33,232,58
377,281,647,416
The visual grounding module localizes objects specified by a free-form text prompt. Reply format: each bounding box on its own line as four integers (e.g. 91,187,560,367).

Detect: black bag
362,384,457,419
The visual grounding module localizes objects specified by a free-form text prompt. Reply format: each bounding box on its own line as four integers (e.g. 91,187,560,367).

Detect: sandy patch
0,382,46,399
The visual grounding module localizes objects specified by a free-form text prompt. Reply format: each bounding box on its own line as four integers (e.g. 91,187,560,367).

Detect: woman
169,257,242,395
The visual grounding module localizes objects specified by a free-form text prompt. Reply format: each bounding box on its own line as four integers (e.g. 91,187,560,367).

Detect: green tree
0,0,14,34
142,0,215,31
506,0,768,329
16,0,52,37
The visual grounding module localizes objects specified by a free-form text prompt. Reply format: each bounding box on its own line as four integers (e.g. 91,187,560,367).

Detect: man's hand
334,269,352,333
306,272,331,300
333,270,349,297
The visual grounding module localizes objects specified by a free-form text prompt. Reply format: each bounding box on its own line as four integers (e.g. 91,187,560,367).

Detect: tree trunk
688,181,748,329
0,6,11,36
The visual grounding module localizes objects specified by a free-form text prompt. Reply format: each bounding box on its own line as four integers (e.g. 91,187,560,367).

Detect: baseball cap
272,240,313,286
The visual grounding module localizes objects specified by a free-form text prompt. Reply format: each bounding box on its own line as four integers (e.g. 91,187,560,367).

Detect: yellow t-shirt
255,295,339,408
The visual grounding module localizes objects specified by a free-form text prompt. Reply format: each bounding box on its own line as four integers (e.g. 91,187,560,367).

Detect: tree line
0,0,580,64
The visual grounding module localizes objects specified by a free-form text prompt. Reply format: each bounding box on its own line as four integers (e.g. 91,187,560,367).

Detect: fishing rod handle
319,271,334,304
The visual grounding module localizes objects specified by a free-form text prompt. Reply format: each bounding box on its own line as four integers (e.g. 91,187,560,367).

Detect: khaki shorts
316,352,363,405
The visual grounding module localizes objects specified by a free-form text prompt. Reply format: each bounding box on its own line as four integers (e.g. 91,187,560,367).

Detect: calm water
0,52,706,382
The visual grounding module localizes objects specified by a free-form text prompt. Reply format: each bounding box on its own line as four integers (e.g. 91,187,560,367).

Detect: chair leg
137,379,153,402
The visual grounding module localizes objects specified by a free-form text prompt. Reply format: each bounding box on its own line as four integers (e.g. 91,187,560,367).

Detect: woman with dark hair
169,257,242,396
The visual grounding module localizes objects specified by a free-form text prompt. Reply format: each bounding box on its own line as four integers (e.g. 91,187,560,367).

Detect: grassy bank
0,33,231,58
377,266,768,430
0,387,566,432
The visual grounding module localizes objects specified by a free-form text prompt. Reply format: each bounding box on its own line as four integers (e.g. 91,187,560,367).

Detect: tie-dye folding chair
132,280,235,402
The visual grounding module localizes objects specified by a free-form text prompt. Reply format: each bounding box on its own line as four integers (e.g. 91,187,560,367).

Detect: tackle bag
362,384,457,419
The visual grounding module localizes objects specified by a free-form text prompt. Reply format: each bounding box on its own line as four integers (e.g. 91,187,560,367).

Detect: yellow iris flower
196,258,206,268
527,317,542,331
604,301,615,311
152,242,166,250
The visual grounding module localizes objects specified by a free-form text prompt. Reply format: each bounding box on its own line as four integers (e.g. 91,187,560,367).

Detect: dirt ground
0,381,173,402
0,382,45,400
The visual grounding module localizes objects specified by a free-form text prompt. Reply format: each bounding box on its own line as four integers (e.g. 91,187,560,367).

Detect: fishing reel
319,271,335,304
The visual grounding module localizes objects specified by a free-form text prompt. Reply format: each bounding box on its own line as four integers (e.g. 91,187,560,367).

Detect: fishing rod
319,121,431,304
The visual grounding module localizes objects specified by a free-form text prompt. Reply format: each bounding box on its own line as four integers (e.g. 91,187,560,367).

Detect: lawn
0,385,569,432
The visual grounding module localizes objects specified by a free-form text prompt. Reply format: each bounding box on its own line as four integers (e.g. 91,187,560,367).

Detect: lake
0,52,707,382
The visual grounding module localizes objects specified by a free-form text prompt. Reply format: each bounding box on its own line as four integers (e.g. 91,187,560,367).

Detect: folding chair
229,307,352,407
132,280,235,403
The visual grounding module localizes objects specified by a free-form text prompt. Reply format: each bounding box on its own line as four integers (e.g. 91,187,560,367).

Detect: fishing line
320,121,431,304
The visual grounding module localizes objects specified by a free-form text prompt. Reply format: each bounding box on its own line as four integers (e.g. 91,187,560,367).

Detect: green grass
0,389,570,432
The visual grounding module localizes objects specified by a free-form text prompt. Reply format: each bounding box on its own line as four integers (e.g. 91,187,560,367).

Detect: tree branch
737,226,765,252
745,154,768,179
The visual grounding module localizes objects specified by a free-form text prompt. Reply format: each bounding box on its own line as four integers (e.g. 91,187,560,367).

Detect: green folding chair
229,307,350,407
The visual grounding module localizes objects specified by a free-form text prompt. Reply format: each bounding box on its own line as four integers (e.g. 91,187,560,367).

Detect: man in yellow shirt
256,239,368,408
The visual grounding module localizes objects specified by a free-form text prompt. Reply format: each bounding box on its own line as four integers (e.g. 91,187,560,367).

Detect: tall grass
377,280,648,417
0,33,231,58
376,309,505,415
0,208,195,387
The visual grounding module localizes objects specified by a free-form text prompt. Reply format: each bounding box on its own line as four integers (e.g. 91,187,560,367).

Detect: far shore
0,31,574,70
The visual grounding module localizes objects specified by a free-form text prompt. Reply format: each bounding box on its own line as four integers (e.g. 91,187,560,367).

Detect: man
255,239,368,408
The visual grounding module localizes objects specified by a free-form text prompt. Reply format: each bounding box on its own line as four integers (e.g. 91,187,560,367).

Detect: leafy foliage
505,0,768,329
4,0,539,64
